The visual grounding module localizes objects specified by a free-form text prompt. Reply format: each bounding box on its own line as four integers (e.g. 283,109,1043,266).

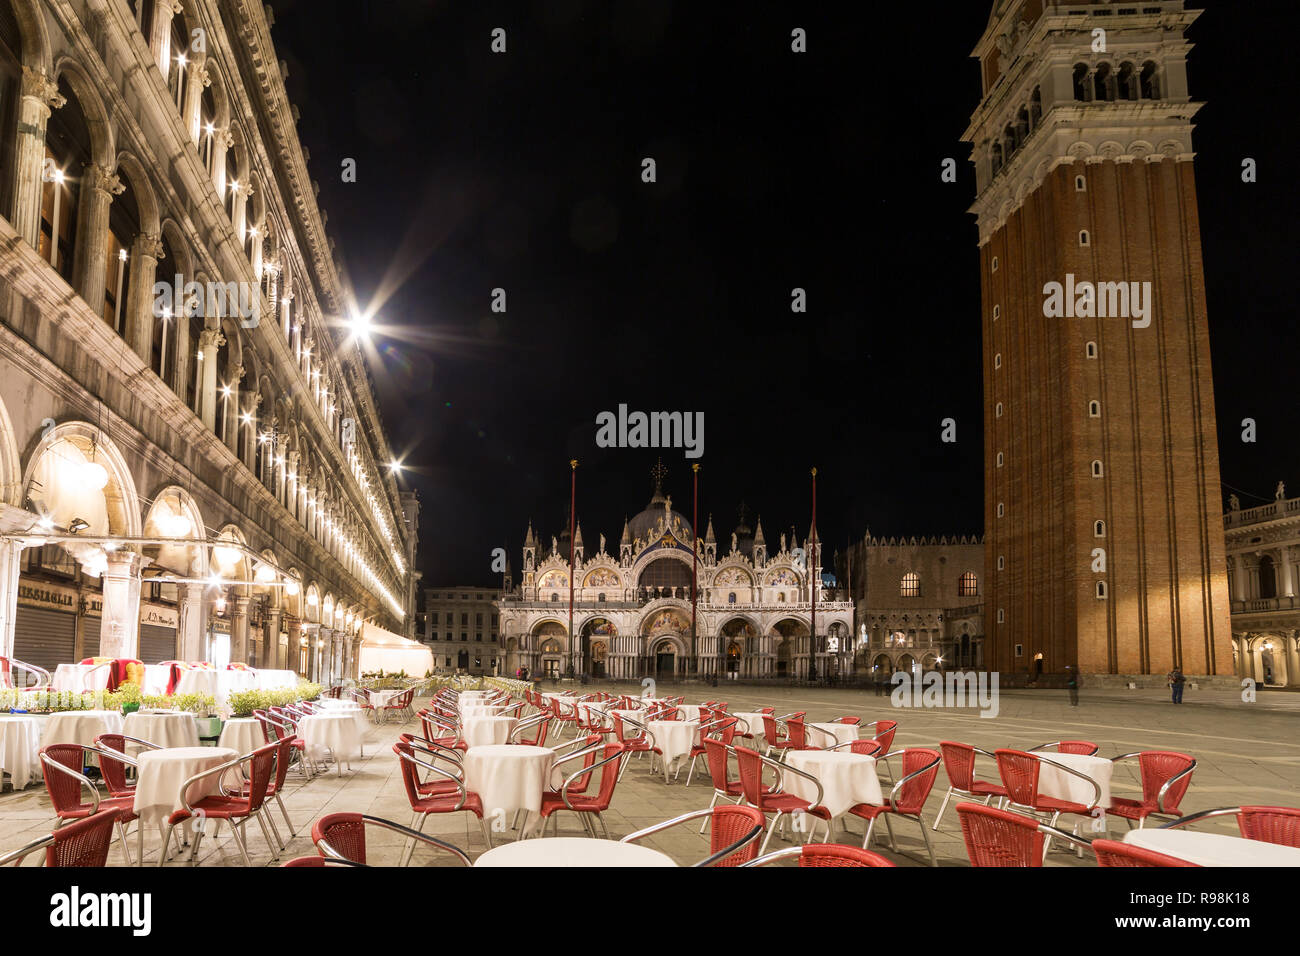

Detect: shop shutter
138,624,177,664
80,615,102,660
13,606,77,673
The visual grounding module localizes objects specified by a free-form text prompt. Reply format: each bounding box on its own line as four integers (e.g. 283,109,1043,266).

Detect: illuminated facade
497,469,853,681
0,0,412,685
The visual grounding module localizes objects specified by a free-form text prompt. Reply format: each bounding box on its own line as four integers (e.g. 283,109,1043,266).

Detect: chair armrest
696,822,765,867
1038,822,1092,849
119,734,163,751
885,752,941,813
621,808,714,843
1034,754,1102,811
173,753,250,813
40,751,101,813
1157,806,1238,830
771,756,825,809
318,815,471,867
561,749,624,811
804,723,838,746
1155,759,1196,813
396,750,468,811
740,846,803,868
0,832,54,867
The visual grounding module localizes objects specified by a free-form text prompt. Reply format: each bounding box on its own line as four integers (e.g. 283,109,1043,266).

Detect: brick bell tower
962,1,1231,681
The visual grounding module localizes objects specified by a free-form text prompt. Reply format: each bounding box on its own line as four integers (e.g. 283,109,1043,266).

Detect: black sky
269,1,1300,586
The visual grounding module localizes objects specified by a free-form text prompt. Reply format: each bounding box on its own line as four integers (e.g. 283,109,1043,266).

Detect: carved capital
198,328,226,350
84,163,125,197
136,232,166,260
21,67,64,110
229,363,246,383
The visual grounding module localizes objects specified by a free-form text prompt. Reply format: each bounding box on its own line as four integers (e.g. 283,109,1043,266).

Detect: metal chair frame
1110,751,1197,827
621,807,764,866
316,813,471,867
852,749,942,866
38,747,139,865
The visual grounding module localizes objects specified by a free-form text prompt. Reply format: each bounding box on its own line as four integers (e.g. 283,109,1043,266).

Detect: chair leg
276,794,296,837
862,817,876,850
932,788,954,831
917,816,936,866
136,819,145,867
699,792,720,833
116,819,133,866
256,811,280,860
231,819,253,866
685,756,698,787
759,816,778,856
883,813,898,851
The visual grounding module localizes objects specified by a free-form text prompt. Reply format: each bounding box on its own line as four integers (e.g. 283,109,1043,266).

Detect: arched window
1140,61,1160,100
104,174,140,336
1079,230,1091,247
1259,555,1277,600
1076,175,1087,192
1072,63,1091,101
994,353,1002,369
1003,124,1017,159
1118,62,1137,100
127,0,155,40
900,572,920,598
199,74,218,163
598,593,605,602
1096,581,1107,600
1091,460,1104,478
1015,107,1030,147
996,402,1003,418
958,571,978,597
152,232,182,390
186,314,204,412
996,451,1004,468
1089,400,1101,418
167,10,189,109
1093,63,1115,102
991,141,1003,176
728,592,736,604
550,593,559,602
1086,341,1098,359
0,4,23,221
41,78,92,282
1029,86,1042,129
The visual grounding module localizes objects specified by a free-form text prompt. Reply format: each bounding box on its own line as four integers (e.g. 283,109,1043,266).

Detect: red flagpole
569,458,577,676
691,463,700,676
810,467,817,681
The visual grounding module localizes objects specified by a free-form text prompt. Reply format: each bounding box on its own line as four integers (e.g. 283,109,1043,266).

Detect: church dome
627,465,692,544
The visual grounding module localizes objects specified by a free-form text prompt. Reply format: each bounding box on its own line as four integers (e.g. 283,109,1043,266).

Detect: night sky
269,1,1299,586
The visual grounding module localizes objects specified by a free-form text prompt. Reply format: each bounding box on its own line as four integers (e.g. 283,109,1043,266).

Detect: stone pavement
1,683,1295,867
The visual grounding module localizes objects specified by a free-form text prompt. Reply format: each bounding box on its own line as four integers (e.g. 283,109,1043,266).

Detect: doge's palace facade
0,0,412,685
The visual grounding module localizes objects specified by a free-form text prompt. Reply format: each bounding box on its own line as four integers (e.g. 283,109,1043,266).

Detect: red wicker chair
393,740,488,862
847,747,942,865
613,712,662,780
1108,751,1196,827
734,745,833,853
0,808,123,867
957,801,1090,866
160,741,282,866
994,748,1101,853
698,736,747,832
760,711,804,759
1031,740,1100,756
281,855,365,867
1092,838,1200,867
93,733,162,798
39,744,138,865
683,717,738,785
312,811,470,866
742,843,896,867
834,716,862,725
538,742,626,838
1160,805,1300,847
933,741,1009,830
622,804,765,866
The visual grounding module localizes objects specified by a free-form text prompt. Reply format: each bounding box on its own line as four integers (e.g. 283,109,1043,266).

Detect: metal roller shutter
138,624,176,664
80,616,101,660
13,606,76,672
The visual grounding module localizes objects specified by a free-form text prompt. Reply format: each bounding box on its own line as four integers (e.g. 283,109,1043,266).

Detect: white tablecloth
459,691,495,704
460,704,505,719
41,710,124,748
52,663,110,694
298,713,364,770
733,712,771,741
132,746,237,830
315,699,362,713
461,716,517,748
474,837,676,868
785,750,883,817
464,744,556,821
122,712,199,751
217,717,266,754
647,720,700,777
1036,752,1111,807
1123,828,1300,867
140,665,173,697
174,669,221,698
366,689,404,708
807,722,859,749
676,704,703,722
0,715,42,787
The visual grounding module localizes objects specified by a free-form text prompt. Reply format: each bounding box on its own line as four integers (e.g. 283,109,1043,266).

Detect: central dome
627,467,692,544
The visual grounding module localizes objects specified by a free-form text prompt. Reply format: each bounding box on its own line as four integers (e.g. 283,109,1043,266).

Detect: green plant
228,689,268,718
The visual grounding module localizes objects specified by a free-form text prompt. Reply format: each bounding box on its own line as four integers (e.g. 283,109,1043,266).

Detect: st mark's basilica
497,466,853,681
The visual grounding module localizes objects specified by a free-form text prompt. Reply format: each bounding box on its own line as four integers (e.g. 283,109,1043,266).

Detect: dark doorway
457,650,469,670
656,652,675,679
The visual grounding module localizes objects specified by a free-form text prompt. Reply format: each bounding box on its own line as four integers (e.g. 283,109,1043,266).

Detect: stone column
183,60,209,144
0,540,22,659
178,582,206,662
231,180,251,242
74,164,125,311
265,605,283,669
1280,547,1295,599
13,69,64,249
1285,630,1300,688
149,0,181,77
212,129,232,197
1229,555,1247,602
127,232,165,364
224,363,244,453
231,595,250,663
99,551,144,659
244,391,262,471
198,327,224,429
286,452,300,519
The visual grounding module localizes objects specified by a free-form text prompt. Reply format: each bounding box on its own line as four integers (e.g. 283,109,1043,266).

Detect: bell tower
962,1,1231,679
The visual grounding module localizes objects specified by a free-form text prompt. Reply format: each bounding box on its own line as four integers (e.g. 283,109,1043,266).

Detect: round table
807,722,859,750
41,710,124,748
646,720,701,781
461,716,517,749
460,704,505,719
217,717,266,754
122,711,200,751
0,714,43,788
784,750,884,818
315,698,362,713
1034,752,1112,807
298,713,364,774
732,712,772,742
474,837,676,868
464,744,556,835
1123,828,1300,867
52,663,110,694
133,746,238,859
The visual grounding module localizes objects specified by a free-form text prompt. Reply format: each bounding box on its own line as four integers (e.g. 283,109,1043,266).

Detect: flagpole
568,458,577,677
810,467,817,684
690,462,700,678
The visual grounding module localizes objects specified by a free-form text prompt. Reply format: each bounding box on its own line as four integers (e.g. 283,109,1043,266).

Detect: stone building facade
964,0,1231,681
0,0,412,686
497,471,853,682
842,535,985,677
420,586,502,677
1224,487,1300,687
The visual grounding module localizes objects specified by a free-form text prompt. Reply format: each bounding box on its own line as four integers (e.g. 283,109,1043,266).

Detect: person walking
1167,666,1186,704
1067,666,1079,707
